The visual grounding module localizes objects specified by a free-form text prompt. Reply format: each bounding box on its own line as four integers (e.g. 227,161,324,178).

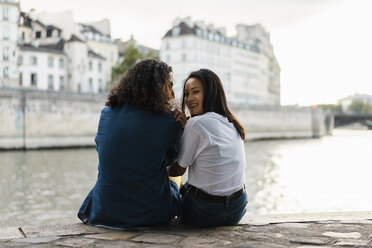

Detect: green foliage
318,103,343,115
348,99,372,114
108,45,159,90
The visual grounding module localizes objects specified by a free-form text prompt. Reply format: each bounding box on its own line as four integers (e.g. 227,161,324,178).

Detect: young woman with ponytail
169,68,248,227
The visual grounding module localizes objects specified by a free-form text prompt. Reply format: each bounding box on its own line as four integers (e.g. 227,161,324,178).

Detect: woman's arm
167,163,186,177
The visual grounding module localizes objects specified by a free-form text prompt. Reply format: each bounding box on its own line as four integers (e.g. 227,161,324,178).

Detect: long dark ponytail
181,69,246,140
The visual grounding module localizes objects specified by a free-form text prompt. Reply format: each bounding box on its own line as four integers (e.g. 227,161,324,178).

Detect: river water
0,129,371,227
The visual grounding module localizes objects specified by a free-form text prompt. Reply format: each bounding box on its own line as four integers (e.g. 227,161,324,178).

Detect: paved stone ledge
1,212,371,247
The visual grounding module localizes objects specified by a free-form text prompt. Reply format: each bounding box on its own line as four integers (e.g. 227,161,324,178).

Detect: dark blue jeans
181,184,248,227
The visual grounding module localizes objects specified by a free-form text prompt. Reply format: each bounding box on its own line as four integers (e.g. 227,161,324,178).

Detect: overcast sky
20,0,372,106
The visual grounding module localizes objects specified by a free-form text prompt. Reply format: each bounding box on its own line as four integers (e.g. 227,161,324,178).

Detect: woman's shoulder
185,112,224,130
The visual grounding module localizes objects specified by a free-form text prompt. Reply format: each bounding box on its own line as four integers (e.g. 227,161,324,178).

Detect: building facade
160,17,281,105
79,22,118,85
10,9,107,93
18,45,67,90
0,0,19,87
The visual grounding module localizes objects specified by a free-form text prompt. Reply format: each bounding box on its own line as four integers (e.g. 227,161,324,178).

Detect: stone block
85,231,137,241
234,241,287,248
55,237,96,247
21,223,110,238
275,223,310,229
288,237,329,245
132,233,181,244
322,231,361,239
340,219,372,225
0,227,24,240
180,236,231,248
11,235,61,244
334,239,370,246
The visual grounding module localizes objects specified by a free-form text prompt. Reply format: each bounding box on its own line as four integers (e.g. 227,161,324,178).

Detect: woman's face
185,77,204,116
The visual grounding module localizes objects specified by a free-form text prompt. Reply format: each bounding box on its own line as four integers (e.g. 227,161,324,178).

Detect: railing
334,114,372,127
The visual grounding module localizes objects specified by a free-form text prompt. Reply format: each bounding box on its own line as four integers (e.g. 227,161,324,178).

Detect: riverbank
1,212,371,247
0,88,333,150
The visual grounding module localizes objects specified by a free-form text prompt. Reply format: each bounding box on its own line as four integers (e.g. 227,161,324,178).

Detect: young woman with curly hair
78,59,182,229
170,69,247,227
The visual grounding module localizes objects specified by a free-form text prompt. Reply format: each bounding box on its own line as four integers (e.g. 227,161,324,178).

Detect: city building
79,20,119,84
0,0,19,87
18,42,67,91
338,93,372,113
160,17,280,105
13,9,109,93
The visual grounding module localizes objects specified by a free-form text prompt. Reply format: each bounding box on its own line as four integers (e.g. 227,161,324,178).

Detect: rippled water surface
1,129,371,227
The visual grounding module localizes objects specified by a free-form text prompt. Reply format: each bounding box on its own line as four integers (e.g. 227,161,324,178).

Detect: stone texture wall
0,89,333,149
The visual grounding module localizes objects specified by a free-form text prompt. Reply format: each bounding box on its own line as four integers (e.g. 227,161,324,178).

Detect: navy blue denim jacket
78,104,182,229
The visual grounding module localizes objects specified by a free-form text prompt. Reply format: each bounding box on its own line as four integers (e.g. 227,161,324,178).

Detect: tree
108,45,160,90
348,99,372,115
318,103,343,115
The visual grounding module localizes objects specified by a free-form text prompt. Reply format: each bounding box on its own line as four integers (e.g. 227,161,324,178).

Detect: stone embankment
0,88,333,149
1,212,371,247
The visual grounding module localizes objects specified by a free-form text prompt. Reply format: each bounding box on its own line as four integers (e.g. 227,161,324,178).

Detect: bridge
334,114,372,128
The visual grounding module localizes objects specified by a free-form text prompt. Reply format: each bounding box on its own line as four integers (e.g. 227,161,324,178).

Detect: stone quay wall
0,89,333,149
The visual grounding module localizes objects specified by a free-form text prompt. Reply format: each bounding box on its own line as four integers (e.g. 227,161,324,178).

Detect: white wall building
18,45,67,91
0,0,19,87
14,9,108,93
160,17,281,105
79,22,118,85
64,35,106,93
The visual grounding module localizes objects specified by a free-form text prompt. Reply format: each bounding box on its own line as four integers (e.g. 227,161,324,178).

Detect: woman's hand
173,109,188,128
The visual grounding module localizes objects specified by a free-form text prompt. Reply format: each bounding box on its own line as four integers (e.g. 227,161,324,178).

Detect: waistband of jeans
189,185,245,204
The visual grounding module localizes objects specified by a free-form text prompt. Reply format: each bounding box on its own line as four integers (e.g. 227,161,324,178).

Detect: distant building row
0,1,157,93
1,2,280,105
160,17,281,105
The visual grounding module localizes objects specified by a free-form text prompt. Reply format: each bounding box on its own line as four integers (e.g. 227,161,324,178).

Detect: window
48,57,54,68
3,7,9,21
48,75,54,90
77,83,81,93
31,73,37,86
59,58,64,69
2,26,9,40
46,29,52,37
59,76,64,90
89,61,92,71
35,31,41,38
30,56,37,65
98,62,102,72
182,54,186,62
19,73,23,86
3,46,9,61
89,78,93,92
98,79,103,92
21,32,25,41
172,27,180,36
3,66,9,78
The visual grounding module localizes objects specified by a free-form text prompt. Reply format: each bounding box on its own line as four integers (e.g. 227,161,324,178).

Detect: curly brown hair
106,59,173,113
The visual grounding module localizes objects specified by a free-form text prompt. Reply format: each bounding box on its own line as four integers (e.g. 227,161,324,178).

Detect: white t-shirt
178,112,246,196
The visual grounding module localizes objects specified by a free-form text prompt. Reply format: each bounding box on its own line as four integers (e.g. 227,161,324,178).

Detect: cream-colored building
79,22,118,85
0,0,19,87
17,11,106,93
160,17,281,105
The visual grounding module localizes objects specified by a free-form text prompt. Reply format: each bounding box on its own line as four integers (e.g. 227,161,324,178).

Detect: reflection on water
0,149,98,227
245,129,372,215
1,129,371,227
